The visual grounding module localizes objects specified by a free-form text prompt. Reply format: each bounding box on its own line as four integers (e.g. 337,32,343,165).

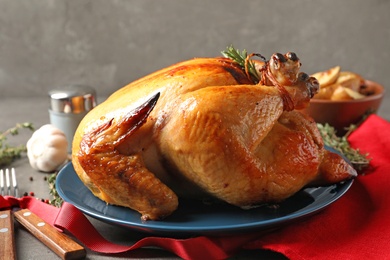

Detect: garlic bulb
27,124,68,172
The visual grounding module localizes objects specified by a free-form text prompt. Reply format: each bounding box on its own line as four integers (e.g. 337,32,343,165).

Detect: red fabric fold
1,114,389,259
54,202,261,259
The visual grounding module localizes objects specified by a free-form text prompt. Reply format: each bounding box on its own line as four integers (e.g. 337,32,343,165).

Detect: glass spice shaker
48,85,96,153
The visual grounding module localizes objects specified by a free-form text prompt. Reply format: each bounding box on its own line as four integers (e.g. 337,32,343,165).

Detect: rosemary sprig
0,122,34,166
317,123,370,173
221,45,261,83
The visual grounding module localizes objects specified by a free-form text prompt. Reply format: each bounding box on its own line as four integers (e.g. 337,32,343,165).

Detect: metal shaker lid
49,85,96,114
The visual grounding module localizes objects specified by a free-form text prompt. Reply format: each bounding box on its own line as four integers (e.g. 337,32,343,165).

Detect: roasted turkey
72,52,357,220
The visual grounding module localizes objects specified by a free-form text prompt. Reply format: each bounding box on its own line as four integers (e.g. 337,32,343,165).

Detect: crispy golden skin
73,55,356,220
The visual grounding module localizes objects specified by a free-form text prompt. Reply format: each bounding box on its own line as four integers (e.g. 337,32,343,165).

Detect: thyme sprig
48,172,64,207
0,122,34,166
221,45,261,83
317,123,370,173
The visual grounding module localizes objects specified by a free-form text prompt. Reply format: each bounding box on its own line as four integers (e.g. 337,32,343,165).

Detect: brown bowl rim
310,80,385,104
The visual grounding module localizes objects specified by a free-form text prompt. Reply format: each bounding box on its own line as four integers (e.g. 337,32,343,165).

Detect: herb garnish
48,172,64,207
221,45,262,83
317,123,370,173
0,122,34,166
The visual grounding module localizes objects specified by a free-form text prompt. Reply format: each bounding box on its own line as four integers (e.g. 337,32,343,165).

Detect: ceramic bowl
301,80,385,134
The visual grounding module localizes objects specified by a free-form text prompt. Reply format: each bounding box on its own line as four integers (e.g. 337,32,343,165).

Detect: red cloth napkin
1,114,389,259
243,114,390,259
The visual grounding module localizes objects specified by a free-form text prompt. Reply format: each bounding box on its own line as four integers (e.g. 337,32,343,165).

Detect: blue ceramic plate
56,162,353,236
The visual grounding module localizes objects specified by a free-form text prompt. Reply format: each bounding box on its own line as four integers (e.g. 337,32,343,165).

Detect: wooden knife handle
0,209,16,260
14,209,86,260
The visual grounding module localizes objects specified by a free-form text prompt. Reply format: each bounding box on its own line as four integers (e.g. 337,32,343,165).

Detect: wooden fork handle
14,209,86,260
0,209,17,260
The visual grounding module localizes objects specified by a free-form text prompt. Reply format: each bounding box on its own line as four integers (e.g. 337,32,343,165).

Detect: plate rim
56,162,353,235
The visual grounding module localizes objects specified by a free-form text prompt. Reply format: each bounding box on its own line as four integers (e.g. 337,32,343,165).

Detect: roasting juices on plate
71,46,357,221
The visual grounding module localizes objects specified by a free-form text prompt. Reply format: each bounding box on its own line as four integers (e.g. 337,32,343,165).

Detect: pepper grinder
49,85,96,153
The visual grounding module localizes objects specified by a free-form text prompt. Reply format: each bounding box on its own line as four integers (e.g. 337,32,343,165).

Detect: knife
14,209,86,260
0,209,17,260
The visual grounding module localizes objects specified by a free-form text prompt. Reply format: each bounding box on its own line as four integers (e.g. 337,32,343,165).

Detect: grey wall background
1,0,389,100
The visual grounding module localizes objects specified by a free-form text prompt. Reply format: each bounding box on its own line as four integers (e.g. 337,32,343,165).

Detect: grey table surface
1,94,389,259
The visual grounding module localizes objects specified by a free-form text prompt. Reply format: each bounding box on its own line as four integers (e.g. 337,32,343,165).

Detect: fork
0,168,86,260
0,168,17,260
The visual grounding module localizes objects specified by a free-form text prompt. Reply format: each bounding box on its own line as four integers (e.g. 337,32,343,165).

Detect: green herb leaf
317,123,370,173
48,172,64,207
0,122,34,166
221,45,261,83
